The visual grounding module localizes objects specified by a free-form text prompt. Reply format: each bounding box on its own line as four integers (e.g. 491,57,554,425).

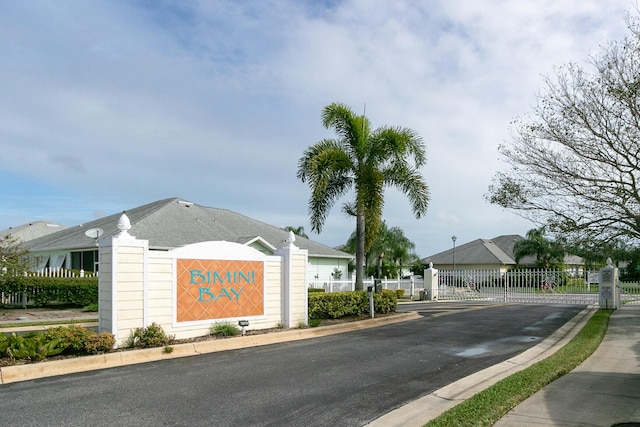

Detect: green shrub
308,318,322,327
0,333,8,355
0,276,98,307
42,326,115,355
308,290,397,319
83,303,99,312
396,289,405,299
129,323,175,348
43,325,94,353
82,333,115,354
374,289,398,313
210,322,239,337
308,287,326,293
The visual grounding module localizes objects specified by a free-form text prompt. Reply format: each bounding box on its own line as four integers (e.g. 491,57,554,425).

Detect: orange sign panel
176,259,264,322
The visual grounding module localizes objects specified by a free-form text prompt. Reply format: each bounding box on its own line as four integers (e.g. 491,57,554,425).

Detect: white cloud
0,0,633,256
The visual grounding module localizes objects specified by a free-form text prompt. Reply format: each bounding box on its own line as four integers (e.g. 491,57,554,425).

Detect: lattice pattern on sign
176,259,264,322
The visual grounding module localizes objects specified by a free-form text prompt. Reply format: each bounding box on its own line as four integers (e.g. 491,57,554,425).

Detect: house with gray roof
1,220,67,243
422,234,584,274
23,197,353,282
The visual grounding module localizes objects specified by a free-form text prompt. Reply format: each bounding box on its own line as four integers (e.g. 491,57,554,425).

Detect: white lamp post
451,235,457,271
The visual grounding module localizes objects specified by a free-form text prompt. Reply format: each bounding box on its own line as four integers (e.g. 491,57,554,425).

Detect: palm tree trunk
355,210,365,291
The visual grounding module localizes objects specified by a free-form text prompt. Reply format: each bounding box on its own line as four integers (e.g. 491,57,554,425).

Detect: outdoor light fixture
451,235,457,271
238,320,249,336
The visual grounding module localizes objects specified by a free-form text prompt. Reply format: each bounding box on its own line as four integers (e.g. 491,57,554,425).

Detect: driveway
0,302,584,426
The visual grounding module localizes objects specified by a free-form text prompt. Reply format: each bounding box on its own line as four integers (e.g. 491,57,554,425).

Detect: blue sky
0,0,632,257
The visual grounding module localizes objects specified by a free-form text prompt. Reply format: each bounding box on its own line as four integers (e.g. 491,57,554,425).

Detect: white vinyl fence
309,276,425,297
311,269,640,306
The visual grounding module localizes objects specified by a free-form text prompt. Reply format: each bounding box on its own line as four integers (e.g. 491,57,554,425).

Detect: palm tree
343,221,417,278
514,228,565,269
297,102,429,290
283,226,309,239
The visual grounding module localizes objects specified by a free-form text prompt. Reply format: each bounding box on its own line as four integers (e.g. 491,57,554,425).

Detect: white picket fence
27,268,97,278
308,276,425,297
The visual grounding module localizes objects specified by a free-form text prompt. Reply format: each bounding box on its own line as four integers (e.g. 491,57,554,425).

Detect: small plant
129,323,175,348
2,332,64,362
0,333,9,355
276,322,285,329
396,289,405,299
163,346,174,354
83,332,115,354
209,322,239,337
296,322,307,329
308,318,322,327
82,303,99,312
43,326,114,355
44,326,94,353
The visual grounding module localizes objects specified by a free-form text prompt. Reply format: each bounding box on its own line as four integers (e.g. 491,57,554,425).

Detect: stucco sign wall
176,258,265,322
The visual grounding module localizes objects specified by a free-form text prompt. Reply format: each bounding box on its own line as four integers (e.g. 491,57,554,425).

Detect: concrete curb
364,305,598,427
0,312,421,385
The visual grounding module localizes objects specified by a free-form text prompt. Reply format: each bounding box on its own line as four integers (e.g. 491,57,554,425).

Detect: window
71,250,98,272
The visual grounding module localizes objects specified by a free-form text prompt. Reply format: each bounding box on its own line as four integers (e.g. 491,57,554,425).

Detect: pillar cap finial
116,213,134,238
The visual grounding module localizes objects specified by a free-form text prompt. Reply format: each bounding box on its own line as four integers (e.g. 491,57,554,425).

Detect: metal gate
436,269,640,306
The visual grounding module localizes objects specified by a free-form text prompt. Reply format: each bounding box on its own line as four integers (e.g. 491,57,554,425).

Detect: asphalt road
0,302,585,427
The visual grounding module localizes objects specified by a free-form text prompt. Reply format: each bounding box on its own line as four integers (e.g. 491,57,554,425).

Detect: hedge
308,289,397,319
0,276,98,307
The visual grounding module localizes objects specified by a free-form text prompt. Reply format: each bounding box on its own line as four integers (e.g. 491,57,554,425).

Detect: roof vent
178,200,193,207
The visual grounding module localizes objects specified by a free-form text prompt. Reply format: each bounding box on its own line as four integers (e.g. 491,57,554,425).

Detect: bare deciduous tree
487,14,640,246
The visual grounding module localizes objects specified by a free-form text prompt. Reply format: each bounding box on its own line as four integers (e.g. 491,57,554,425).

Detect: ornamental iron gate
437,269,640,306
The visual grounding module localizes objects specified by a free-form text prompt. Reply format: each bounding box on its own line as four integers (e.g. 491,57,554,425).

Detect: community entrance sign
98,214,308,347
176,259,265,322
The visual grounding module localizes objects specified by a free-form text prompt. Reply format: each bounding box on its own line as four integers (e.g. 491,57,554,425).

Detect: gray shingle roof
24,197,352,259
1,221,68,242
423,235,528,266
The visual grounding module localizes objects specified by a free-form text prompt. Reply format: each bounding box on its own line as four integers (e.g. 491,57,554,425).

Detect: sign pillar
275,232,309,328
423,262,438,301
599,258,620,310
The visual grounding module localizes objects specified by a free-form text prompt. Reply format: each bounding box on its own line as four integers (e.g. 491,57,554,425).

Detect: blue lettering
238,271,253,283
189,269,256,284
197,287,244,302
198,287,215,301
213,271,231,283
218,288,233,300
190,270,206,284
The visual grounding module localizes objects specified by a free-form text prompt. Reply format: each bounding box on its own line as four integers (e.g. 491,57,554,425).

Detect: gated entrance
436,269,640,306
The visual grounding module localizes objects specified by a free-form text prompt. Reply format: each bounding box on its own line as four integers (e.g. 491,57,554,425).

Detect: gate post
275,232,309,327
599,258,620,310
423,262,438,301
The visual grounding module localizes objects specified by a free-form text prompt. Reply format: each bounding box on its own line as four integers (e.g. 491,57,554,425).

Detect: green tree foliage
486,14,640,247
283,226,309,239
298,102,430,290
0,235,29,278
343,221,419,278
514,228,565,269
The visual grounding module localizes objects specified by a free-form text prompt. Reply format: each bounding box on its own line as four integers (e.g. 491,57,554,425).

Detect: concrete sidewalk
494,304,640,426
